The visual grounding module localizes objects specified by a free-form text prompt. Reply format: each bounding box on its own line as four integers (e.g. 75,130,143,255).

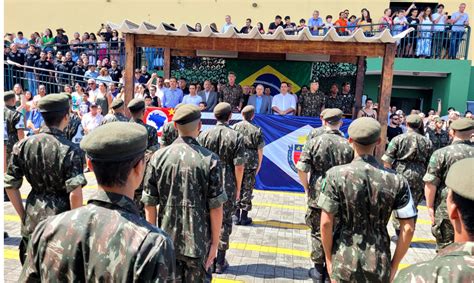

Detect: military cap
214,102,232,117
37,93,70,113
241,105,255,115
60,92,72,99
80,122,147,162
4,91,15,101
310,79,319,83
172,104,201,125
323,108,343,123
127,98,145,112
446,158,474,201
450,118,474,131
348,117,381,145
406,114,422,127
110,98,124,109
320,108,330,117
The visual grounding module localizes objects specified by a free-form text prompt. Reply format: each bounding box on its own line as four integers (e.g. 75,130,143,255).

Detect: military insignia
287,135,307,173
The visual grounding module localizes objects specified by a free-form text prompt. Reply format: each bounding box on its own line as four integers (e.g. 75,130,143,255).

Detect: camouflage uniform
299,91,326,117
394,242,474,283
100,112,129,125
142,136,227,282
219,84,243,112
307,126,344,141
324,95,345,112
4,126,87,263
341,93,355,115
232,120,265,212
423,140,474,249
4,105,25,162
296,129,353,265
130,118,159,150
64,112,83,143
426,128,450,151
198,122,245,251
317,155,415,283
161,122,179,146
20,190,175,282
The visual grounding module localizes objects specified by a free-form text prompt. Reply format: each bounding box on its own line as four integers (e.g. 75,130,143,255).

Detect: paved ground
4,172,436,282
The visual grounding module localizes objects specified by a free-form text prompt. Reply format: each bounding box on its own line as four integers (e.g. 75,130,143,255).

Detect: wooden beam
163,48,171,79
124,33,135,116
238,52,286,61
329,55,358,64
375,44,396,158
171,49,196,57
134,35,386,57
353,56,366,119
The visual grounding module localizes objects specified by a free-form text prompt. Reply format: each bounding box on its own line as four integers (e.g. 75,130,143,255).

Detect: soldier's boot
240,210,253,226
215,250,229,274
308,264,325,283
232,209,241,225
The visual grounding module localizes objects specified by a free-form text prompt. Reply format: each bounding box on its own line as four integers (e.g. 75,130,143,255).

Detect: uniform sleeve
316,173,340,214
63,148,87,193
233,134,245,166
18,219,49,282
256,129,265,150
148,128,159,150
298,93,305,107
208,156,228,209
135,232,176,282
381,138,398,164
423,150,443,186
4,143,24,189
142,155,160,206
296,139,313,173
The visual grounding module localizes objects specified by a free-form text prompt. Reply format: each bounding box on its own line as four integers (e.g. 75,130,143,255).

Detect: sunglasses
88,83,95,85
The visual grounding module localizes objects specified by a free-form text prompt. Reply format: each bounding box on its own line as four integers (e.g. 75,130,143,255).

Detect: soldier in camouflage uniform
128,98,159,216
318,118,417,283
307,109,345,141
4,91,25,164
340,82,355,116
143,105,227,282
382,114,433,235
395,158,474,282
20,122,176,282
232,105,265,226
426,117,450,150
198,102,245,274
296,109,353,282
324,83,344,112
100,98,129,125
161,121,179,147
219,71,243,112
424,118,474,250
4,93,87,264
298,80,326,117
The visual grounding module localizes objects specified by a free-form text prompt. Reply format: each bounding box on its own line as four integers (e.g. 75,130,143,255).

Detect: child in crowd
79,93,91,117
323,15,333,35
297,19,307,33
347,15,359,34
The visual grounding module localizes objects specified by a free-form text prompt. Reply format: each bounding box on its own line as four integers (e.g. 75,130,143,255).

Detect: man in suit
198,80,218,112
247,84,272,115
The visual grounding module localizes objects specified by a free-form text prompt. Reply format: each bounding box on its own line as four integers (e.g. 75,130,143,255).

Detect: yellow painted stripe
411,237,436,244
252,219,309,230
4,248,19,260
399,263,411,270
4,214,20,222
229,242,310,258
254,189,305,197
253,202,306,211
416,219,431,225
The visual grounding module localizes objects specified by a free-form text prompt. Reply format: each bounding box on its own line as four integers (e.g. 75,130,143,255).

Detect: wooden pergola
121,24,404,157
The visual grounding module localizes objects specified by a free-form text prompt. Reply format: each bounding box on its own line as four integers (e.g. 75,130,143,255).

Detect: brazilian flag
226,60,312,96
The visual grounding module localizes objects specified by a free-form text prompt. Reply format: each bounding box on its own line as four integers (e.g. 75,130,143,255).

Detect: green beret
320,108,329,117
127,98,145,112
406,114,422,127
348,117,381,145
4,91,15,101
172,104,201,125
60,92,72,100
214,102,232,118
446,158,474,201
241,105,255,115
323,108,343,124
450,118,474,131
80,122,147,162
37,93,70,113
111,98,124,110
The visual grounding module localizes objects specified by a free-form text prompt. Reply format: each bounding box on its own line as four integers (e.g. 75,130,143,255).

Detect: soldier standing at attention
424,118,474,250
100,98,129,125
426,117,450,150
306,108,332,140
142,105,227,282
232,105,265,226
318,117,417,283
298,80,326,117
219,71,243,112
395,158,474,282
296,108,353,282
160,122,178,147
4,90,25,165
20,122,176,282
198,102,245,274
382,114,433,236
4,93,87,264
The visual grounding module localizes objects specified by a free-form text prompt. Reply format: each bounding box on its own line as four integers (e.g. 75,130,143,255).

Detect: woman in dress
416,7,433,58
95,82,112,115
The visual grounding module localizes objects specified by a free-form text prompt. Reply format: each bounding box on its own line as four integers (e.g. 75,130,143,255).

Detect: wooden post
375,44,396,158
163,48,171,79
353,56,366,119
124,33,136,115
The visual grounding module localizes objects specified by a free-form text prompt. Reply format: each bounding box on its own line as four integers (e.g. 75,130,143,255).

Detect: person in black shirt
268,15,283,34
387,113,404,144
8,44,25,86
34,51,55,94
64,52,76,73
97,24,113,42
240,18,253,34
55,57,69,92
141,65,151,82
71,59,86,87
108,60,122,82
404,8,420,57
25,46,39,94
55,28,69,53
283,16,297,35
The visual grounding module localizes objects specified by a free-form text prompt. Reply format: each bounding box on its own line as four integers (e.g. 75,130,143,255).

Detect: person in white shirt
81,104,103,134
87,79,100,103
271,82,296,116
182,84,202,106
221,15,235,33
432,4,449,58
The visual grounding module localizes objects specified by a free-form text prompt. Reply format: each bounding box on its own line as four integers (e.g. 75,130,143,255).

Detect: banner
144,107,175,137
